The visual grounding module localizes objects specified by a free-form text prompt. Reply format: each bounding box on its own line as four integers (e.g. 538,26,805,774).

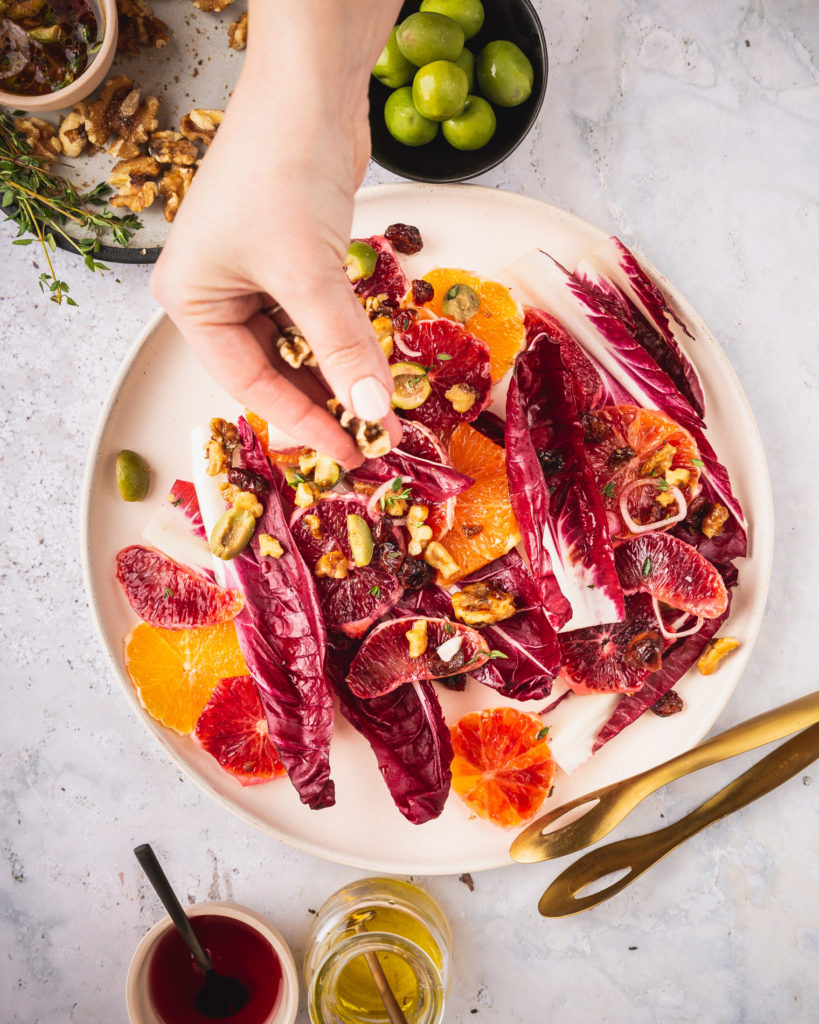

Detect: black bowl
369,0,547,183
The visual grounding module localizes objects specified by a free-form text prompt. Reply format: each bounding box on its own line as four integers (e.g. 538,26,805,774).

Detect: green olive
347,514,374,567
476,40,534,107
396,11,465,66
420,0,485,41
116,449,150,502
384,87,439,146
372,27,416,88
455,48,475,92
210,506,257,560
391,361,432,410
344,241,378,283
412,60,469,121
314,454,341,489
442,94,496,150
442,283,481,322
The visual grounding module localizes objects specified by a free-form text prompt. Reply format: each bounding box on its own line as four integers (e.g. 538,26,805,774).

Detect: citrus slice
124,620,248,734
419,268,525,382
427,423,520,581
193,675,286,786
243,409,269,455
450,707,556,828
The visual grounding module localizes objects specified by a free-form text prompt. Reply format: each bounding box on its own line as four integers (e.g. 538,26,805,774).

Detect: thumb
281,267,395,423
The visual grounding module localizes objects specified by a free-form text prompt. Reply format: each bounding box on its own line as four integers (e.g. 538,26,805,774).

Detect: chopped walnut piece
258,534,284,559
158,165,195,222
109,90,160,159
303,514,323,540
194,0,235,9
58,104,88,158
149,130,199,165
639,443,676,478
423,541,460,579
326,399,391,459
406,619,428,659
228,9,248,49
702,502,729,538
116,0,169,55
86,75,133,147
315,550,348,579
108,155,160,213
277,327,314,370
371,315,394,359
444,383,477,414
294,481,321,508
218,480,242,505
697,637,739,676
211,417,240,451
451,582,516,626
14,117,61,162
180,109,224,147
665,468,691,488
407,505,432,557
234,491,264,518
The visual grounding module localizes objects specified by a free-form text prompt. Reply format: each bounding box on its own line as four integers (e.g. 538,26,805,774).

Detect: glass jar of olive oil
304,878,452,1024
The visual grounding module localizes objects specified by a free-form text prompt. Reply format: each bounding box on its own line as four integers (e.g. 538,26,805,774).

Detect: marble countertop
2,1,818,1021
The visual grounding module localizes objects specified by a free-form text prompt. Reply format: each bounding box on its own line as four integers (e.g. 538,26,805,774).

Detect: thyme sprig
0,111,142,305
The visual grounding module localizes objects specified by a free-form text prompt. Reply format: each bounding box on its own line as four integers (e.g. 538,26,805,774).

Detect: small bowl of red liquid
126,901,299,1024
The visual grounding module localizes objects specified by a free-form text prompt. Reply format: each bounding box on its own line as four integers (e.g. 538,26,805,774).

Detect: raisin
537,449,565,476
371,516,395,544
608,445,637,469
371,541,405,574
462,523,483,538
429,647,465,678
392,307,418,333
412,278,435,305
624,630,663,672
227,467,268,496
385,222,423,255
685,495,711,531
439,673,467,692
397,557,435,591
581,412,611,444
651,690,684,716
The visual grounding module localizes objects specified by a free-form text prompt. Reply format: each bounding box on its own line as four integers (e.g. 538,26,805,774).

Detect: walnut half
108,155,160,213
228,10,247,49
148,130,198,166
58,104,89,158
180,109,223,147
158,165,195,222
14,117,61,163
326,399,391,459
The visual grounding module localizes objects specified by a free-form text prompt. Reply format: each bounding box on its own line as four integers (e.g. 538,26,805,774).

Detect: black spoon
134,844,248,1019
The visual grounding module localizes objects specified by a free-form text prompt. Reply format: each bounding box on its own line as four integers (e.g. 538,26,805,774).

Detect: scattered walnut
109,90,160,159
116,0,169,55
406,619,429,659
86,76,134,147
371,315,394,359
303,514,323,540
149,130,198,165
665,468,691,488
639,443,676,478
158,164,194,222
315,550,348,580
108,155,160,213
326,399,391,459
702,502,729,539
275,326,315,369
211,417,240,452
14,117,61,162
444,383,477,414
58,104,88,158
194,0,235,10
298,450,318,475
423,541,460,579
234,490,264,518
180,108,224,146
407,505,432,557
218,480,242,505
697,637,739,676
258,534,284,559
451,582,516,626
364,293,393,318
228,9,248,49
294,481,321,508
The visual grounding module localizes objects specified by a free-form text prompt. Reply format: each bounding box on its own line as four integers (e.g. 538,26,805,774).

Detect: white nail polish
350,377,391,421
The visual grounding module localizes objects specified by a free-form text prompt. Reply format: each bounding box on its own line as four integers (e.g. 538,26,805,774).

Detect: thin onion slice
619,478,687,534
366,480,396,516
652,596,704,640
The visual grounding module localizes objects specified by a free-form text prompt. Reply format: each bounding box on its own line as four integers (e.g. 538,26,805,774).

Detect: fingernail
350,376,391,421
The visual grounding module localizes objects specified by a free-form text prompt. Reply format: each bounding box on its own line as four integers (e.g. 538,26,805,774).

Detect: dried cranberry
397,557,435,591
439,673,467,691
462,523,483,538
581,412,611,444
651,690,684,717
624,630,663,672
537,449,565,476
685,495,711,531
608,445,637,469
391,307,418,333
371,516,395,544
371,541,405,574
411,278,435,305
227,467,268,496
428,646,465,678
385,223,423,255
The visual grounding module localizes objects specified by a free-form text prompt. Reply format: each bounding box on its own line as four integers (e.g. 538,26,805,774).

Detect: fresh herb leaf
444,623,455,635
369,585,381,597
487,650,509,660
641,556,652,577
163,587,174,599
602,481,616,498
655,478,670,491
436,353,452,361
536,726,550,741
170,496,182,507
391,476,403,492
690,458,704,468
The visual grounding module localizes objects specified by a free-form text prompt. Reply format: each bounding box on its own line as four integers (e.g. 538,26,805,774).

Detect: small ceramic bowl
126,900,299,1024
0,0,118,113
369,0,547,183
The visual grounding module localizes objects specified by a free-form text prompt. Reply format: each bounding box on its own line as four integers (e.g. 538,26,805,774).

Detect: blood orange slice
450,707,556,828
427,423,520,581
290,493,404,638
124,620,248,734
116,545,243,629
557,593,667,695
193,675,286,786
347,617,490,699
390,318,492,432
615,532,728,619
583,405,702,539
353,235,409,306
419,268,525,382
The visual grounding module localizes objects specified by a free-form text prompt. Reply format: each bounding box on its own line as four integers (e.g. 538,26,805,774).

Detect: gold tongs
508,691,819,916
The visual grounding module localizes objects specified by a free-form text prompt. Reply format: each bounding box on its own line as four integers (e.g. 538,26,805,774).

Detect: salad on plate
113,223,745,832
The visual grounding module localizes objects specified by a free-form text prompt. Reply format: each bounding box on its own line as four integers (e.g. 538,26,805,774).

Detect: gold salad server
536,719,819,917
510,689,819,864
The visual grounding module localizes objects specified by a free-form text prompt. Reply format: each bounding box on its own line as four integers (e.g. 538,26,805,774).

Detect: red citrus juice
147,914,283,1024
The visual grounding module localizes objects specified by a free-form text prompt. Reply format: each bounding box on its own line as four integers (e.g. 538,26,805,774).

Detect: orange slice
243,409,269,454
419,268,524,382
428,423,520,581
451,707,556,828
124,621,248,734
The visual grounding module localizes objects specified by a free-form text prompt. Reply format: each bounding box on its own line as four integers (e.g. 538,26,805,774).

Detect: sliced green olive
116,449,150,502
210,506,256,560
442,282,480,323
314,454,341,489
391,361,432,410
29,24,62,43
347,514,374,567
343,241,379,283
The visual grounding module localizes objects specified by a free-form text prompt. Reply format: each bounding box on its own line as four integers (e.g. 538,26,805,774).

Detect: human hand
151,0,403,467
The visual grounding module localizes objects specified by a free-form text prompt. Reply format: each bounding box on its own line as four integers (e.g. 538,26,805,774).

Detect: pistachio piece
347,514,374,567
344,240,378,283
391,361,431,410
442,283,480,323
116,449,150,502
209,506,256,560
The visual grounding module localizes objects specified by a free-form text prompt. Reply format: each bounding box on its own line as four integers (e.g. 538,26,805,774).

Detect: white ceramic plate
81,183,773,874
